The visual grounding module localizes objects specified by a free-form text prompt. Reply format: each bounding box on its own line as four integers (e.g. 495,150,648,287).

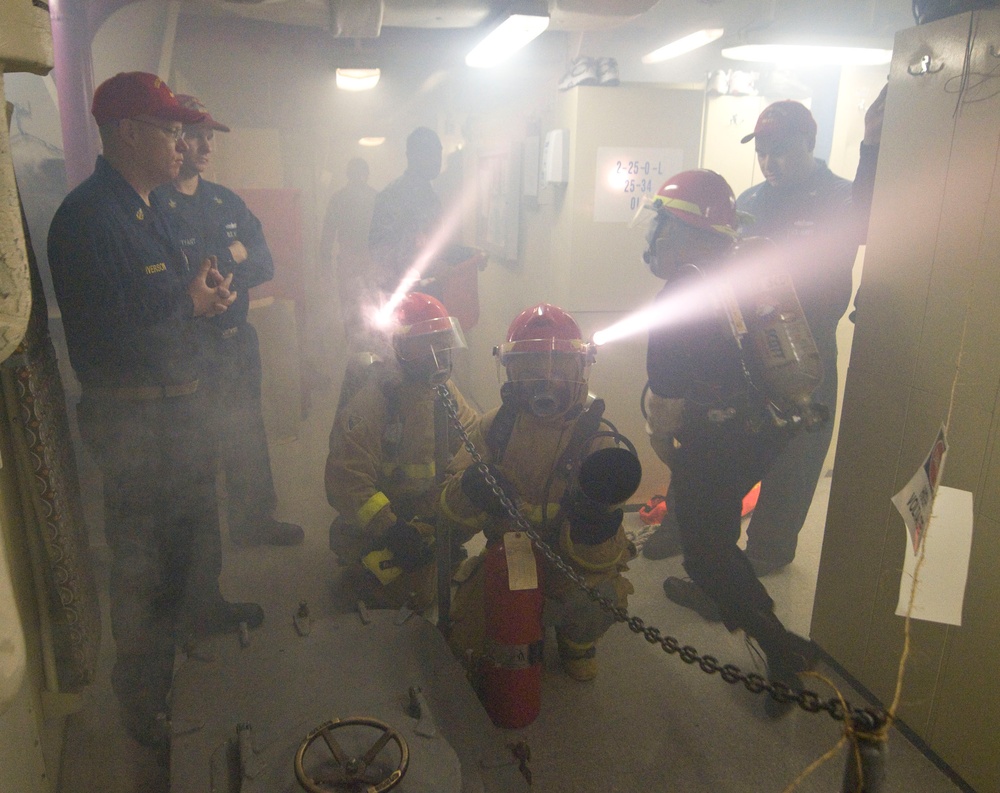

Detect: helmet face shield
394,316,466,384
498,304,593,418
495,340,594,418
393,316,466,361
646,213,733,278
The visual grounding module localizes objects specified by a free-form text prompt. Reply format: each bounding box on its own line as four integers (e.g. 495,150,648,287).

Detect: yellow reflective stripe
653,196,738,239
380,461,436,479
711,223,739,239
357,491,390,528
557,636,595,653
439,495,562,533
522,503,561,526
653,196,703,216
439,488,486,530
560,524,627,572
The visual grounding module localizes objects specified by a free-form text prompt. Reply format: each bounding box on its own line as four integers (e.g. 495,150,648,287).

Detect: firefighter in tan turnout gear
439,303,638,682
325,293,479,610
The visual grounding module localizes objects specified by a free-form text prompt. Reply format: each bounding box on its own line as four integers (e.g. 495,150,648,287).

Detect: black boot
746,609,818,718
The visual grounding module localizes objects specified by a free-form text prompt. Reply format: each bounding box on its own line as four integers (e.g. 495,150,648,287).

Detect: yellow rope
782,302,969,792
882,302,967,734
780,672,854,792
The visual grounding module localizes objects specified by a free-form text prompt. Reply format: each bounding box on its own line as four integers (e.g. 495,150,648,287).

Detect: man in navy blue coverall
735,100,873,576
47,72,253,755
156,95,304,549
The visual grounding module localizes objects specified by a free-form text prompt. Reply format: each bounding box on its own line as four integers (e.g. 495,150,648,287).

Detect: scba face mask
500,351,589,419
506,378,575,418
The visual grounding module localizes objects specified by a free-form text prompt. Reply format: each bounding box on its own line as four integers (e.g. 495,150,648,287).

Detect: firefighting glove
460,464,515,518
562,491,623,546
383,518,434,573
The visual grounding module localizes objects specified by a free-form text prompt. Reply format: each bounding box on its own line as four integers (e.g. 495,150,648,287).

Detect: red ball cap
176,95,231,132
91,72,207,127
741,99,817,146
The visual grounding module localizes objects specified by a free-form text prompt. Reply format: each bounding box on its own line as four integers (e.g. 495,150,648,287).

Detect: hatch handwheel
294,716,409,792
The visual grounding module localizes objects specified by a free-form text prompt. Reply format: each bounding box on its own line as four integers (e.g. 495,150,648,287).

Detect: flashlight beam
592,275,718,347
592,227,853,348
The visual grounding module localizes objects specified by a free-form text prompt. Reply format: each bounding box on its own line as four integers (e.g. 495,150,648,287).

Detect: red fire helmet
495,303,595,376
392,292,465,360
651,169,738,238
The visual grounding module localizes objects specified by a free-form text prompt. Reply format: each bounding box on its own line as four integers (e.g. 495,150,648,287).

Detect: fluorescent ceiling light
721,44,892,67
359,137,385,147
336,68,381,91
465,13,550,68
642,29,724,64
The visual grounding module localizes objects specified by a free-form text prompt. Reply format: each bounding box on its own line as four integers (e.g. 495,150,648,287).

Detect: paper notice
895,486,973,625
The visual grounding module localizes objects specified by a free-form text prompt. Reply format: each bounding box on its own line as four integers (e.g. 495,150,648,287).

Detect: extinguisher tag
503,532,538,591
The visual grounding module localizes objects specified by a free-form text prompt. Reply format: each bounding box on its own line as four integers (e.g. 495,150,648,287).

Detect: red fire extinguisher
482,531,544,728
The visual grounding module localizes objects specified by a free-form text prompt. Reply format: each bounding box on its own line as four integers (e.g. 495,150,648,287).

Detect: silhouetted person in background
319,157,378,346
368,126,444,297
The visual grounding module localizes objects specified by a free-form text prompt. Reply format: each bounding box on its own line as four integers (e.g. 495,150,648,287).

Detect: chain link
436,384,883,726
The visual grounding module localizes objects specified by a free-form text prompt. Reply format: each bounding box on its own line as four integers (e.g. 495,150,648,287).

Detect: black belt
83,380,199,401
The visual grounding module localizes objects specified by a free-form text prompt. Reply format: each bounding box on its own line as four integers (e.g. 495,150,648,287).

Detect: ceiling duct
328,0,384,37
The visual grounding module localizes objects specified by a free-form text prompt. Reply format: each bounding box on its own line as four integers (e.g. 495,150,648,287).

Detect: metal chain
436,384,884,726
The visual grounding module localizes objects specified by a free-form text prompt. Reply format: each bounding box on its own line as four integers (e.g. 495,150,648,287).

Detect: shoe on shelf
232,518,305,547
747,555,791,578
641,521,682,560
558,56,598,91
596,57,620,86
662,577,722,622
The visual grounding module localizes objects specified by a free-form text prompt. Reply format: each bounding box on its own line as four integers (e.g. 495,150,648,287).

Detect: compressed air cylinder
741,270,824,417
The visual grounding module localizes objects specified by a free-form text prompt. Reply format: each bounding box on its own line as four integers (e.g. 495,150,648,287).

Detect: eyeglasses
131,118,186,142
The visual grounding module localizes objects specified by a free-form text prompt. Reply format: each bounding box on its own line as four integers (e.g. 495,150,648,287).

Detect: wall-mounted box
542,128,569,184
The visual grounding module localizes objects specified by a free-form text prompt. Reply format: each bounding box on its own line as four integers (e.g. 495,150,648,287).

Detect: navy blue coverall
48,156,219,740
155,178,279,543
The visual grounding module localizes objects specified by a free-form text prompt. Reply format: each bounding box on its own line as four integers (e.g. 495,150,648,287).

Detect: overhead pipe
48,0,97,189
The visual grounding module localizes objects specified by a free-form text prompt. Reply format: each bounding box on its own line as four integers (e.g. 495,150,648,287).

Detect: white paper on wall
895,486,974,626
593,147,682,223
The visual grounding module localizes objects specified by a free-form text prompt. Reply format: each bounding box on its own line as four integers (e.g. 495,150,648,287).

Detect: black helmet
913,0,997,24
